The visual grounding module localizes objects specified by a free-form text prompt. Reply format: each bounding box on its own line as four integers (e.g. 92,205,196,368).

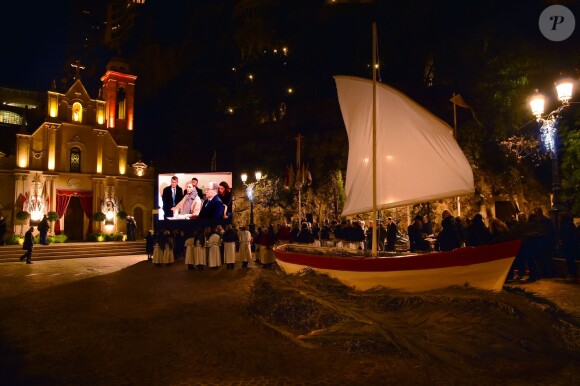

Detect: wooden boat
275,240,521,292
274,24,520,292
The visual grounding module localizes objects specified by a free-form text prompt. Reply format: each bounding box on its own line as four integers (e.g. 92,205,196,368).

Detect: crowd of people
155,179,579,281
147,202,580,282
145,223,276,270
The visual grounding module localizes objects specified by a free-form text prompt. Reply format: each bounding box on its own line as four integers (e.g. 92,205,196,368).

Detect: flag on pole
284,165,295,189
449,94,470,109
450,93,483,127
305,164,312,186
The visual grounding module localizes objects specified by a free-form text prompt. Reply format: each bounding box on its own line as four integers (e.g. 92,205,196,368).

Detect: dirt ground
0,255,578,386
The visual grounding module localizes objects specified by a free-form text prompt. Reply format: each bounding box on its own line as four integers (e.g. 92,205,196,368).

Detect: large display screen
157,172,232,220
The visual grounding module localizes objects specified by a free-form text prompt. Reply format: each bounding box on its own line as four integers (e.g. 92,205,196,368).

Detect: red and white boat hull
274,240,521,292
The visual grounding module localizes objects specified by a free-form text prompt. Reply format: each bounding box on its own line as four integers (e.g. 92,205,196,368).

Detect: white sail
335,75,474,216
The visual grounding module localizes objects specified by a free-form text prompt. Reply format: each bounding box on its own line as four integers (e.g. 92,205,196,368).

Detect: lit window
70,147,81,172
117,87,126,120
0,110,23,125
72,102,83,122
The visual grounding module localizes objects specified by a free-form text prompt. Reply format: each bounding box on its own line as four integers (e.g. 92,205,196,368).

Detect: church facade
0,59,154,241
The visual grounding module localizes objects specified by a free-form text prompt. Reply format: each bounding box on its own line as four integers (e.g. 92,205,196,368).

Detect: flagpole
371,22,378,257
452,93,461,217
295,133,304,223
452,92,458,138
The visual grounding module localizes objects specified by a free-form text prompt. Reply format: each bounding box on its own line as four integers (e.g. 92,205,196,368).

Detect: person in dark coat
436,210,461,252
198,182,225,219
161,176,184,219
38,215,50,245
408,215,430,252
145,230,155,261
20,226,35,264
333,220,346,246
126,216,137,241
289,222,300,243
174,229,186,259
0,212,6,246
296,222,315,244
385,217,398,251
320,220,333,247
465,214,491,247
489,218,509,242
421,215,433,235
558,211,579,281
531,207,555,279
455,216,467,247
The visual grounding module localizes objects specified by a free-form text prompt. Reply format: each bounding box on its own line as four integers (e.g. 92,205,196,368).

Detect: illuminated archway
72,102,83,122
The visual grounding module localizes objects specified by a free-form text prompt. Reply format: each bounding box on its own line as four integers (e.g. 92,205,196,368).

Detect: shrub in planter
15,211,31,236
93,212,106,222
10,235,24,245
47,234,68,243
16,211,30,222
103,232,124,242
87,232,104,242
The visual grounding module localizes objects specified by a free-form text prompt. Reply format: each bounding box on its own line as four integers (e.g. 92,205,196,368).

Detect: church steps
0,241,146,263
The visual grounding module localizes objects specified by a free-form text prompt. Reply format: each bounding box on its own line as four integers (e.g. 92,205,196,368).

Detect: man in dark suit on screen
161,176,183,219
198,182,225,219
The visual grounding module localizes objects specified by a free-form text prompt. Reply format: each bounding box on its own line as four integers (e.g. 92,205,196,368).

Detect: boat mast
371,22,378,257
295,133,304,223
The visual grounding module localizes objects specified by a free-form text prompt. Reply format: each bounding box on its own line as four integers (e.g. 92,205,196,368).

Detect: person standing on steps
20,226,35,264
0,212,7,246
38,215,50,245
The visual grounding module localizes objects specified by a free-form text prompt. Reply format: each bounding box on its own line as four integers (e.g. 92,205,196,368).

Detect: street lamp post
241,171,262,234
529,77,575,227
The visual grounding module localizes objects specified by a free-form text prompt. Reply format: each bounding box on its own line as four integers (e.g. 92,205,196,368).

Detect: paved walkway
506,277,580,318
0,255,578,385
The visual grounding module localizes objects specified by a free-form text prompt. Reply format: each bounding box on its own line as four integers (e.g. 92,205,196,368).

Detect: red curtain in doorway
55,190,93,234
78,195,93,234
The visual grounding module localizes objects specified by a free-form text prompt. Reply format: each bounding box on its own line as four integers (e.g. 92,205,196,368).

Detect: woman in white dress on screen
238,225,253,268
184,231,195,270
171,182,202,219
206,228,222,269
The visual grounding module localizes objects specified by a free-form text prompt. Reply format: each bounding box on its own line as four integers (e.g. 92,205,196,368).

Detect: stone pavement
0,255,578,385
506,276,580,319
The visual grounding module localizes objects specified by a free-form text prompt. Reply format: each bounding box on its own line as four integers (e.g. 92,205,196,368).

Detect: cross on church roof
71,59,86,80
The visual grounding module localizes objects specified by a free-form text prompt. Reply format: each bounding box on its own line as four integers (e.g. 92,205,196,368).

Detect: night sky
1,1,579,175
0,2,68,90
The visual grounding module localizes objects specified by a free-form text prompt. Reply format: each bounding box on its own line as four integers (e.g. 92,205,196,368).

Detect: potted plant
47,211,59,235
15,211,30,236
93,212,106,232
116,210,127,220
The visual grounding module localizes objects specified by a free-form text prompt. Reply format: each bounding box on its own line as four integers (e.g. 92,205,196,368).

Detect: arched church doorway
64,197,84,240
134,207,144,240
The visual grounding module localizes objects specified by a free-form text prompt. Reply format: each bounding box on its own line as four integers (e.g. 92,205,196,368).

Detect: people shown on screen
172,181,202,218
191,177,205,201
218,181,233,219
198,182,225,219
162,176,183,219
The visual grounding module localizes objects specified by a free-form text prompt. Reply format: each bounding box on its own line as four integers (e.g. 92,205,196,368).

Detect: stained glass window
70,147,81,172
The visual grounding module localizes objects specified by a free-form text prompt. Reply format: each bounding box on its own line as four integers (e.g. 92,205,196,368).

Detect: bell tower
100,57,137,148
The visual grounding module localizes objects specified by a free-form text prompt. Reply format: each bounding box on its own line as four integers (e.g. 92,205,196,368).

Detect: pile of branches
247,268,580,369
